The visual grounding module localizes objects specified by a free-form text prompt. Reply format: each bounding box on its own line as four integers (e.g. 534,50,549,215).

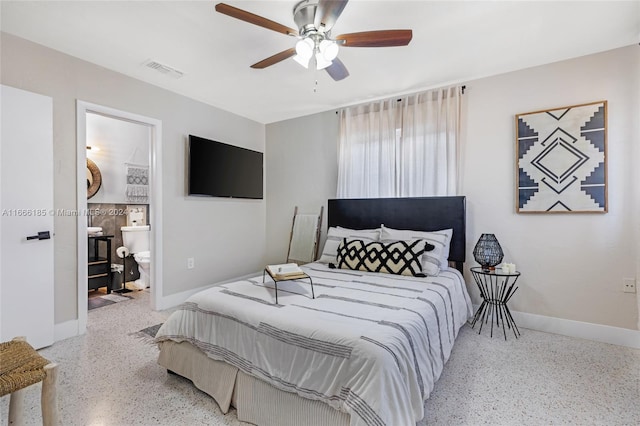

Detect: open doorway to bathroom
87,113,150,295
77,102,162,335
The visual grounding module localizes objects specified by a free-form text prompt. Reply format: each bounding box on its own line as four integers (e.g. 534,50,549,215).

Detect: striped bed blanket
155,262,473,426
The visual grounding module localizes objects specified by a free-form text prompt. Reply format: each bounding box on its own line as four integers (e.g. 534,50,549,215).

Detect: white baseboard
155,287,205,311
473,304,640,349
512,310,640,349
155,271,262,311
54,319,80,342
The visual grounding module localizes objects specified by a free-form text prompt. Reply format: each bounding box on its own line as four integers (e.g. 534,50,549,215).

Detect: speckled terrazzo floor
0,290,248,426
2,289,639,425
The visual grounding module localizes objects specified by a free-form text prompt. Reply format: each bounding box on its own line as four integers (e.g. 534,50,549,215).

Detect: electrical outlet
187,257,195,269
623,278,636,293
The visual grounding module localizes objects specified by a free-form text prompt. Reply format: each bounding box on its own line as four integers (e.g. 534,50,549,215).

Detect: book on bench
266,263,307,280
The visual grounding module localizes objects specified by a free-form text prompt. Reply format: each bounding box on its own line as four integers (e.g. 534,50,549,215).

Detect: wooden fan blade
336,30,412,47
325,58,349,81
250,48,297,69
215,3,298,36
314,0,349,31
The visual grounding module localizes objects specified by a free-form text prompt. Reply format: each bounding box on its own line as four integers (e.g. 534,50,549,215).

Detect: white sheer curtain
337,86,463,198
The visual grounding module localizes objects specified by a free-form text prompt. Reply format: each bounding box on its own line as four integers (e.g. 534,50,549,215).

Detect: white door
1,85,54,349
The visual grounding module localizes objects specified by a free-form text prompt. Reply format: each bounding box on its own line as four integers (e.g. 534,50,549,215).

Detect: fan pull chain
314,79,318,93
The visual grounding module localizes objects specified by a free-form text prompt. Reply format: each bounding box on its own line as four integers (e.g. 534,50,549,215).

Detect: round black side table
470,267,521,340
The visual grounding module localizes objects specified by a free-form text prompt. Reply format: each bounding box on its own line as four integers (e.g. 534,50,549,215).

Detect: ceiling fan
215,0,413,81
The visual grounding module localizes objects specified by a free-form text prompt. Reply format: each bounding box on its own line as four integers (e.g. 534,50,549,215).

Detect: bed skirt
157,340,350,426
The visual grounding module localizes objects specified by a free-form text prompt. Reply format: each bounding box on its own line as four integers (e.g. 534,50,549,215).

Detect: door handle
26,231,51,241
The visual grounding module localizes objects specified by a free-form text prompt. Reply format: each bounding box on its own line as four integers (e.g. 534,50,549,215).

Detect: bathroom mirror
87,158,102,199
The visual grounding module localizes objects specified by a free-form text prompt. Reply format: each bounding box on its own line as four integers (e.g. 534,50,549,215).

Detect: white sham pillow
380,225,453,275
318,227,380,264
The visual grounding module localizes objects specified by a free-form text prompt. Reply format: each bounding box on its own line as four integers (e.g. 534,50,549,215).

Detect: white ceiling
2,1,639,124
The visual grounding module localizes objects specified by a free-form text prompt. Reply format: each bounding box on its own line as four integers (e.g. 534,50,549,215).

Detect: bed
156,196,472,426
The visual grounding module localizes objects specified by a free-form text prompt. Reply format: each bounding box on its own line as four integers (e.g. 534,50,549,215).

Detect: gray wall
265,111,339,265
1,33,266,324
462,45,639,330
265,45,640,331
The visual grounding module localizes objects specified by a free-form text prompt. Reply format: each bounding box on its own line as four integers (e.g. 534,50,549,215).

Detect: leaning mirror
87,158,102,199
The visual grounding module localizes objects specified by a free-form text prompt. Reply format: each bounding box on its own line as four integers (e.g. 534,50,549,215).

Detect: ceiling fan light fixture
295,38,314,59
319,39,339,61
315,52,332,70
293,54,311,68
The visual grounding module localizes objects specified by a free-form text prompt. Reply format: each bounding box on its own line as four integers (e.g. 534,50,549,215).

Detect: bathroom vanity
88,235,113,293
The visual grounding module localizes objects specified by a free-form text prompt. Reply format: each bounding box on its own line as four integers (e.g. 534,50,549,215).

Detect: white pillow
380,226,453,275
318,227,380,264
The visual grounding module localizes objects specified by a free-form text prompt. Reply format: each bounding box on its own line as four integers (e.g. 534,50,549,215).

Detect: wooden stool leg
8,337,27,425
41,363,59,426
8,388,26,425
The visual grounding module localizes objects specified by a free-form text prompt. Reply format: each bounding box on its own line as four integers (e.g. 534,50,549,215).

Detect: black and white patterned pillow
332,238,434,277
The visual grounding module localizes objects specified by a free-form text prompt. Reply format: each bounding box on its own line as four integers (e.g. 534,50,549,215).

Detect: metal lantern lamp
473,233,504,271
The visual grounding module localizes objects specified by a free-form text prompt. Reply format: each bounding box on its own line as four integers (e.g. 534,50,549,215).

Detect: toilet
133,251,151,288
121,225,151,289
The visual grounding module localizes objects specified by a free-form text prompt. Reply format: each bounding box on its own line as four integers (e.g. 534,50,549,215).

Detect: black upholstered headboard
327,196,466,271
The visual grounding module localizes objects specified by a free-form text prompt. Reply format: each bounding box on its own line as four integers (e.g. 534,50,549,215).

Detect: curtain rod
335,85,466,114
398,85,465,101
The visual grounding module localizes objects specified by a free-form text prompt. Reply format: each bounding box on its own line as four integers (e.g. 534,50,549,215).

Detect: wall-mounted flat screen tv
188,135,263,199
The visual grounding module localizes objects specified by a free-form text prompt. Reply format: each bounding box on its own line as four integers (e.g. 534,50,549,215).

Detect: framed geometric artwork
516,100,607,213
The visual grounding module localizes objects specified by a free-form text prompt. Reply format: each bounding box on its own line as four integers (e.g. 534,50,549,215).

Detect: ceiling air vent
143,60,184,79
